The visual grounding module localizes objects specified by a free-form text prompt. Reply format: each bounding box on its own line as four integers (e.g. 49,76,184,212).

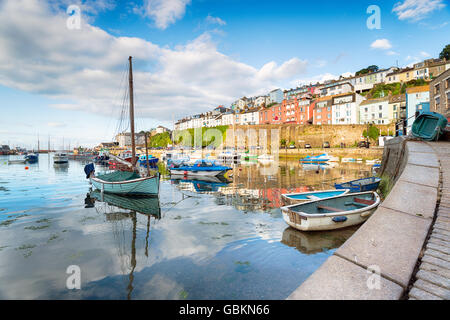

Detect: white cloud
370,39,393,50
420,51,431,57
392,0,446,22
141,0,191,29
205,15,226,26
0,0,309,124
290,73,339,87
47,122,66,128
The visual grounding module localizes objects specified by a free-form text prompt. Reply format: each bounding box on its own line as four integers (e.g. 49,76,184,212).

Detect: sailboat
85,56,160,196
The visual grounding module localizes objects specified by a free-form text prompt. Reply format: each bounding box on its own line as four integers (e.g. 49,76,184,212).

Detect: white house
331,93,365,125
359,96,391,125
240,108,260,125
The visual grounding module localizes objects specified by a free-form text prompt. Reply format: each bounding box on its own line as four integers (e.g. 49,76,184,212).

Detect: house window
434,84,440,94
435,97,440,109
379,113,382,118
379,105,382,110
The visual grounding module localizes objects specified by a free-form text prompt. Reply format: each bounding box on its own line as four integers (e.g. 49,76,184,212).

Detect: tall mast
129,56,136,167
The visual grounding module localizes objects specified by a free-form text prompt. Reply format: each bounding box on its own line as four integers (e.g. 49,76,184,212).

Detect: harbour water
0,154,373,299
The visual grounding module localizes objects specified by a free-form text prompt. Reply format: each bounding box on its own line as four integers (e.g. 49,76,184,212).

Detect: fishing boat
84,56,160,197
341,157,356,163
53,152,69,164
411,111,448,141
138,154,159,167
24,153,38,163
169,159,232,177
281,191,380,231
335,176,381,192
282,189,350,205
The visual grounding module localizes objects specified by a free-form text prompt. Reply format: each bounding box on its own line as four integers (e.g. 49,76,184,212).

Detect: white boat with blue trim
281,189,350,205
281,191,380,231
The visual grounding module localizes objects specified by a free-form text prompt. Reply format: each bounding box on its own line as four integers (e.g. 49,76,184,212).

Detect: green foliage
368,79,429,98
378,174,394,199
266,102,277,108
174,126,228,148
280,139,287,147
355,65,379,76
363,124,380,141
289,141,295,146
439,44,450,60
148,132,172,148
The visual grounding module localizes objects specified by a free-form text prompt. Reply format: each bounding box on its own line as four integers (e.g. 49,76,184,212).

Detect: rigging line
104,63,128,143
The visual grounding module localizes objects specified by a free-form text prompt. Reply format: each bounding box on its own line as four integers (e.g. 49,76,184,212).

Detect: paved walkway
408,142,450,300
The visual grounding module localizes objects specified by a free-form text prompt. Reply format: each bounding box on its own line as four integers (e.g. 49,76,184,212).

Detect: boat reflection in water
87,190,161,299
53,162,69,173
281,226,359,254
170,175,232,194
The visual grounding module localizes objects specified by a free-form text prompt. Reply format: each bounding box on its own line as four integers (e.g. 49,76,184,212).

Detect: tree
439,44,450,60
355,65,379,76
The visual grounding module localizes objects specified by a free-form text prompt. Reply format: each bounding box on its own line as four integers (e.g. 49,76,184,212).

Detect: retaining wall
287,137,440,299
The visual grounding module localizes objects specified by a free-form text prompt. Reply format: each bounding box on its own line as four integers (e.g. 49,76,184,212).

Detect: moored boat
281,191,380,231
257,154,274,164
24,153,38,163
170,159,231,177
299,153,331,163
138,154,159,167
411,111,448,141
53,152,69,164
335,176,381,192
282,189,350,205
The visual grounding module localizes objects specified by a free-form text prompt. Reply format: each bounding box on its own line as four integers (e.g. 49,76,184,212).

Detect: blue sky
0,0,449,148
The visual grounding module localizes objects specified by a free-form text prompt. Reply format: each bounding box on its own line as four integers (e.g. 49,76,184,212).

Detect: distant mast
129,56,136,167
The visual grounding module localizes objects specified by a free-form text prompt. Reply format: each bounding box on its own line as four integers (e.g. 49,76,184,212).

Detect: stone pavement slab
335,207,431,288
407,152,439,168
412,279,450,299
398,164,439,188
287,255,403,300
380,180,437,220
409,287,443,300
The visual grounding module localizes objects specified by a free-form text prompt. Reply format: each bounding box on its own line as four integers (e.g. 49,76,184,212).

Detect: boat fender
332,216,347,223
84,163,95,179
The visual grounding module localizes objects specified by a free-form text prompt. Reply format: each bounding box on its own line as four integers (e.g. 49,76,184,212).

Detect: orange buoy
25,166,29,170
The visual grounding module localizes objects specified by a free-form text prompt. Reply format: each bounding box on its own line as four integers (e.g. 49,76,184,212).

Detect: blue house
405,86,430,132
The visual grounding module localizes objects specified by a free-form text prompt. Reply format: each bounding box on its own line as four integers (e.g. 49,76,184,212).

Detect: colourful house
405,86,430,131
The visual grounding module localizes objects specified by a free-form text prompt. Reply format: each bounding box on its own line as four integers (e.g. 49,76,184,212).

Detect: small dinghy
282,189,350,205
411,111,448,141
335,177,381,192
281,191,380,231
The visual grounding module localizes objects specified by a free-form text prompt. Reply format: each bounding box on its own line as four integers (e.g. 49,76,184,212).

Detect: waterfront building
259,103,283,124
116,132,146,147
297,97,314,125
405,85,430,130
351,67,398,93
359,96,391,125
388,94,406,122
429,68,450,122
155,125,170,134
240,107,260,125
313,96,333,125
331,92,365,125
269,88,284,104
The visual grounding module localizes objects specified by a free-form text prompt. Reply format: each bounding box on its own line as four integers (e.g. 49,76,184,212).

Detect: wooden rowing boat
280,191,380,231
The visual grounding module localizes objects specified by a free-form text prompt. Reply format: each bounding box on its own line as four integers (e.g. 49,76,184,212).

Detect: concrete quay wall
287,137,441,299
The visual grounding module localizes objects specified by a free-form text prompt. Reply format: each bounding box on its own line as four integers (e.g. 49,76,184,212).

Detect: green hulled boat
411,111,448,141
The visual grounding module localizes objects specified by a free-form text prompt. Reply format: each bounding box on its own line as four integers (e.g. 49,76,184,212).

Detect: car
323,141,330,148
358,141,370,148
304,143,312,149
289,144,296,149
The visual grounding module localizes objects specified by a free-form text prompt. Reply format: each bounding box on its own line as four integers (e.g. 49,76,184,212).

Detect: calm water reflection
0,154,373,299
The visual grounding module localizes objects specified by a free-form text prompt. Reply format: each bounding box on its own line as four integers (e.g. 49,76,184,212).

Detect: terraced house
313,96,333,125
388,94,406,122
359,96,391,125
331,92,365,125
